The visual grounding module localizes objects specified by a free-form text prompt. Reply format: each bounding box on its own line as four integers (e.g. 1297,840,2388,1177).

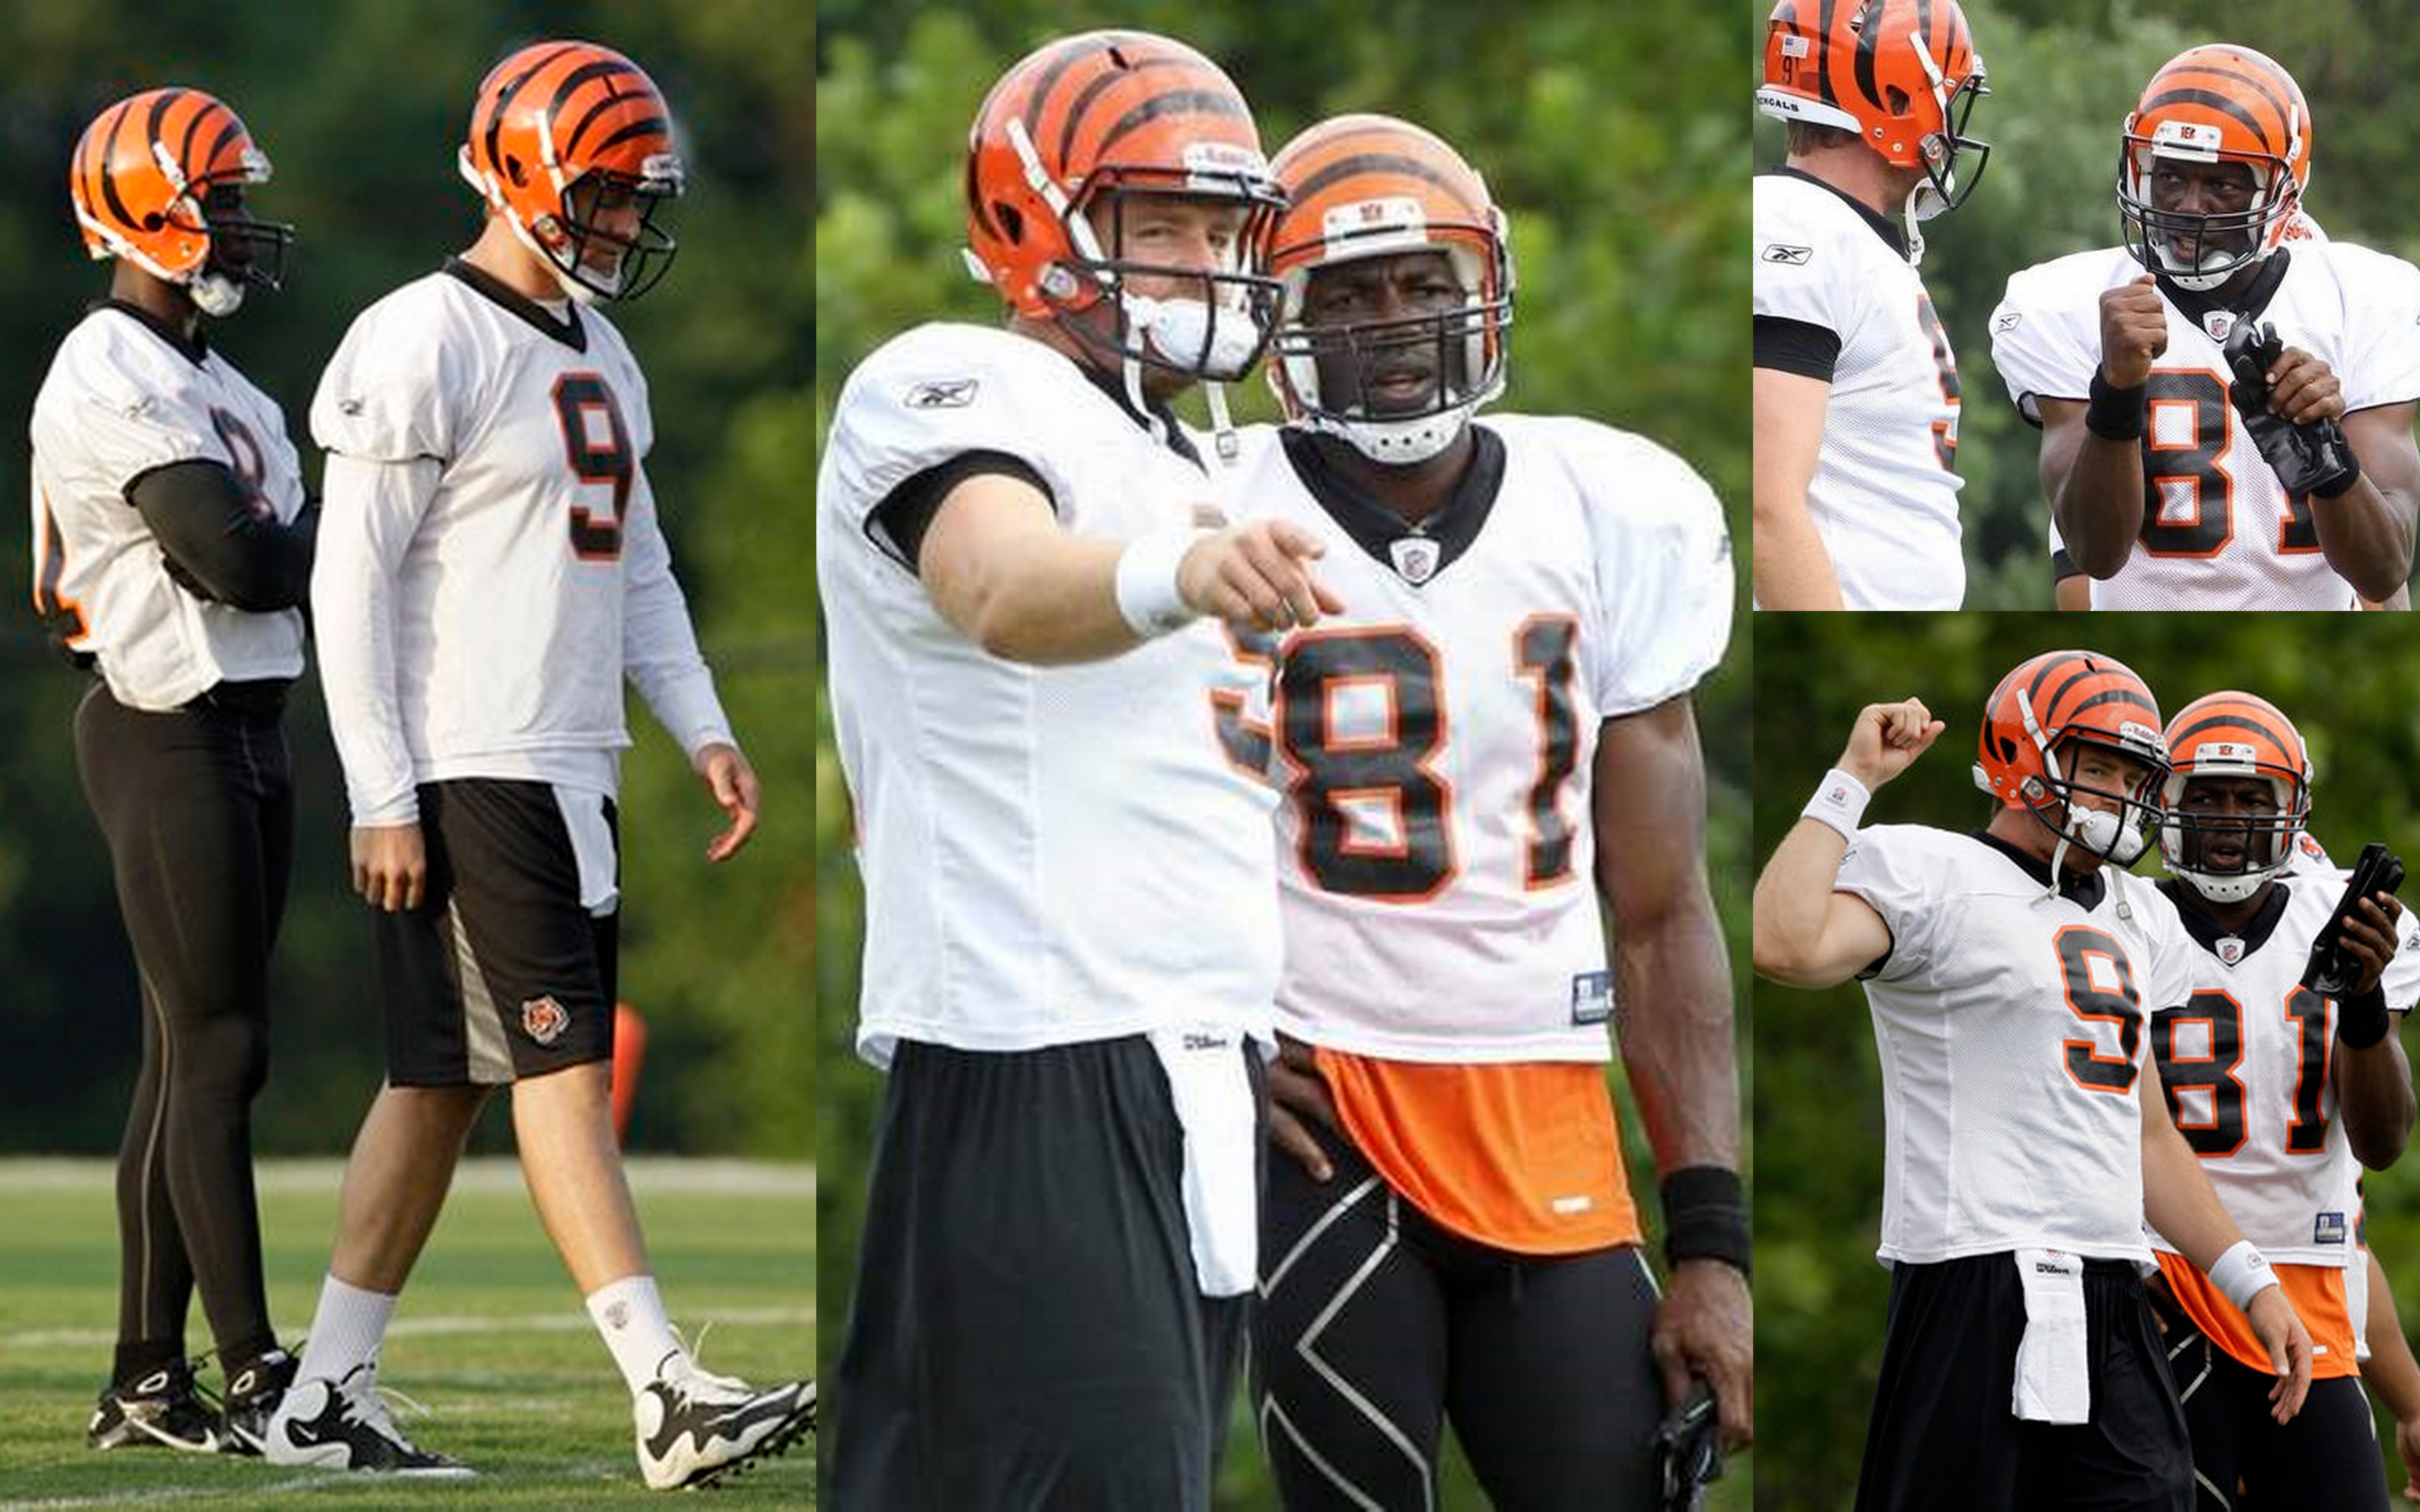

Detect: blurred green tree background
0,0,812,1160
817,3,1753,1506
1756,612,2420,1508
1751,0,2420,608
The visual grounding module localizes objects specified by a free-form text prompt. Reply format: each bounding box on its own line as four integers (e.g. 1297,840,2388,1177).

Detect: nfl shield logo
1389,537,1440,584
2203,310,2234,342
2217,937,2245,965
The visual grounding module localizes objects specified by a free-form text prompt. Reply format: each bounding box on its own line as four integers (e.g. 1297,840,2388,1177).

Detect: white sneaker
634,1352,813,1490
262,1362,473,1477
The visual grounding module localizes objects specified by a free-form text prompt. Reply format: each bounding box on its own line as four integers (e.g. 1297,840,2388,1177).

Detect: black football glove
1656,1380,1722,1512
2223,320,2360,498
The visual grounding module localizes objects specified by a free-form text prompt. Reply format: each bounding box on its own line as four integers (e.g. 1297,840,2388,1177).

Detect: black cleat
219,1347,298,1455
88,1360,227,1453
634,1354,814,1490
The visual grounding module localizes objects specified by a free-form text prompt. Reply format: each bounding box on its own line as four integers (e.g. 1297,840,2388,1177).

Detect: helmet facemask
1019,126,1283,387
529,156,682,305
1907,53,1992,223
1271,223,1512,466
188,173,293,316
2118,131,2299,292
1993,685,2169,868
2159,765,2309,905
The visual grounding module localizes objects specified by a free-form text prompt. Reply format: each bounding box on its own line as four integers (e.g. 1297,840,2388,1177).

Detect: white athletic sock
586,1274,683,1396
293,1275,396,1385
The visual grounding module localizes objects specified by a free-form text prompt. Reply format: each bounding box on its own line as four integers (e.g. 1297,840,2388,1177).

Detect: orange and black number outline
2054,924,2143,1094
551,371,631,562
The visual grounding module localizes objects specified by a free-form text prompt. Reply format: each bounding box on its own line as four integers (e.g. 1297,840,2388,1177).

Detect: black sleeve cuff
867,449,1053,575
1754,316,1840,384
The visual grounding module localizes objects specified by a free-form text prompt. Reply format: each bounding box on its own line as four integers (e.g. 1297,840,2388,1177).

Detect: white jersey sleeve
1989,250,2120,423
1754,174,1867,337
2326,243,2420,412
1559,423,1733,716
312,454,440,823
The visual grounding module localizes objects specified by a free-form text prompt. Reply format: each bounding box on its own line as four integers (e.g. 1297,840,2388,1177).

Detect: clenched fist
2099,275,2169,388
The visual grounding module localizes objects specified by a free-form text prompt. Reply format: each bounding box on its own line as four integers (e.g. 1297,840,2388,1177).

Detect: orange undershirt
1316,1047,1642,1255
2156,1251,2358,1379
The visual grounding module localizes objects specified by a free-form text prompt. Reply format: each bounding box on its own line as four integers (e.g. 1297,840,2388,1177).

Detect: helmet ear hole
505,155,527,188
995,202,1024,244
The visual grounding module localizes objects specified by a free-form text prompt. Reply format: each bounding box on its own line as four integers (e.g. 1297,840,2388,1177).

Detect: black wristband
2309,445,2364,499
2339,981,2392,1050
1662,1166,1750,1280
2086,370,2148,441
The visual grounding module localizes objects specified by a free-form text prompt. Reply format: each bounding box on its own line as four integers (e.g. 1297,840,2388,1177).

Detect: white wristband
1801,767,1872,841
2208,1239,2277,1312
1114,527,1207,638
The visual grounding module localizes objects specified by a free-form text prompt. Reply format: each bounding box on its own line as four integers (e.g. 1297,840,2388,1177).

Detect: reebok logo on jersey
1761,243,1813,265
1992,311,2022,333
521,995,570,1045
904,378,979,409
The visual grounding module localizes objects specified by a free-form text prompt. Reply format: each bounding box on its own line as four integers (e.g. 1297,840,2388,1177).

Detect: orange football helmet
964,29,1283,383
70,87,291,316
1756,0,1989,222
1973,649,2169,864
1261,114,1512,464
458,40,683,303
2159,691,2311,902
2118,45,2310,292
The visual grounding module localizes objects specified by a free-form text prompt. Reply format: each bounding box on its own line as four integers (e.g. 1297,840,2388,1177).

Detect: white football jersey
1838,825,2198,1265
311,266,729,822
1216,417,1731,1062
1991,241,2420,610
817,322,1280,1067
1752,171,1965,610
29,306,307,710
2147,872,2420,1264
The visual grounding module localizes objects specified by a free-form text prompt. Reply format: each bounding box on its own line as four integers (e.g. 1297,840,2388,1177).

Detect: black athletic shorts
1255,1117,1664,1512
2161,1297,2385,1512
829,1033,1258,1512
375,778,617,1087
1857,1252,2192,1512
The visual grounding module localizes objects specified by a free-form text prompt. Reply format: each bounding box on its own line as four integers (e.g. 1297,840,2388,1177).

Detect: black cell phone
2302,842,2405,997
1656,1380,1722,1512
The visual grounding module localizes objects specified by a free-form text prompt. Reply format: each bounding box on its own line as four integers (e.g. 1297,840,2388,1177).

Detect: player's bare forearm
2316,405,2420,603
2037,402,2146,579
1750,365,1843,609
1750,498,1845,609
921,484,1143,664
1597,701,1737,1172
2335,1029,2415,1169
1615,892,1738,1173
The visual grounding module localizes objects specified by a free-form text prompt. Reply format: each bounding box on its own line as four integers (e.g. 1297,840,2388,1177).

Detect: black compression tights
75,685,291,1381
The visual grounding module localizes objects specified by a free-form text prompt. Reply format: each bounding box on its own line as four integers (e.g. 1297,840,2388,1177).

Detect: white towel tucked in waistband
1148,1024,1259,1298
552,786,620,918
2012,1247,2090,1424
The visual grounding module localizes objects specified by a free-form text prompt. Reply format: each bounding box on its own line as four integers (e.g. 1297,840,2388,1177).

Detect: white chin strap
1900,181,1936,268
1311,403,1476,465
190,270,244,317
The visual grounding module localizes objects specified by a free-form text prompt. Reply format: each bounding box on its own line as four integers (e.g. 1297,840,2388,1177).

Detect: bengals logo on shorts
521,996,571,1046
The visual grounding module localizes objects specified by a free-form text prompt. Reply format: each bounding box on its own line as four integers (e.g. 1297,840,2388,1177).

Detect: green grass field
0,1159,815,1508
